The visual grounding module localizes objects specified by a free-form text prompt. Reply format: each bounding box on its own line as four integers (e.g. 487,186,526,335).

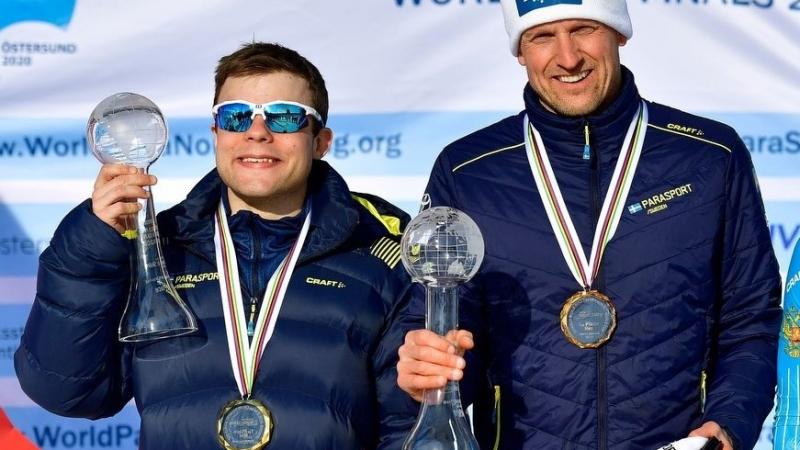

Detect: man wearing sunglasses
396,1,781,449
16,42,418,449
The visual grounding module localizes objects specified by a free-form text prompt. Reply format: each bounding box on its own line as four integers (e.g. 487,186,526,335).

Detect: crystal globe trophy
87,92,197,342
400,206,484,450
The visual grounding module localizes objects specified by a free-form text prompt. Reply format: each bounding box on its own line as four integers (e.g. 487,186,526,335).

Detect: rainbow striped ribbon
214,202,311,398
523,101,648,289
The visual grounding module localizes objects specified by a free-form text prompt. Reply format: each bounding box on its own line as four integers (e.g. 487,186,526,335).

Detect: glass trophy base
119,326,197,343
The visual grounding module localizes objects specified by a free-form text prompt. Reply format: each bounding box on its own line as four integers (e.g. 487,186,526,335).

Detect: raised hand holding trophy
87,92,197,342
400,206,484,450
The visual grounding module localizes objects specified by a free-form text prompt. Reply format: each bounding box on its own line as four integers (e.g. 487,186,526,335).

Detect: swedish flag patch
370,237,402,269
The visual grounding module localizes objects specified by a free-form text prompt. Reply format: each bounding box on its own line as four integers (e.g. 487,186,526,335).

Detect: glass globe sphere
400,206,484,286
86,92,168,168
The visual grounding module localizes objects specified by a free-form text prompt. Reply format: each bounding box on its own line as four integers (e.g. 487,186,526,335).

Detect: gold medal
217,398,274,450
560,290,617,349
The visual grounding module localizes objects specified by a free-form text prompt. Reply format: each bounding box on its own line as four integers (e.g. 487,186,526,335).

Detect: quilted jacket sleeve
703,137,783,449
14,199,134,419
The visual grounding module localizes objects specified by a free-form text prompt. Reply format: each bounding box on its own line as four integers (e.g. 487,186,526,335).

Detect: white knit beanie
500,0,633,55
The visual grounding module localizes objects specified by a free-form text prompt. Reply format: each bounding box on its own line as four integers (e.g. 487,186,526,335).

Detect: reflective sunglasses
212,100,323,133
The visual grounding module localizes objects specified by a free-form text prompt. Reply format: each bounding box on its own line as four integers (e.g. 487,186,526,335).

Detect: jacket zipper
597,323,608,450
247,214,262,339
583,123,591,160
587,122,608,450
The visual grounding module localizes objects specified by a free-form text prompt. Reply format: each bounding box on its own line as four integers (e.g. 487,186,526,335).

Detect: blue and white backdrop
0,1,798,449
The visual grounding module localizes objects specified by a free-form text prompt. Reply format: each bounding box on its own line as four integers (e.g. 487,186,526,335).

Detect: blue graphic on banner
6,406,140,449
516,0,582,16
327,111,510,175
0,0,77,31
3,112,795,179
765,201,800,274
0,204,45,277
0,118,216,180
0,112,510,178
639,0,779,10
705,113,800,177
0,305,30,376
0,204,73,277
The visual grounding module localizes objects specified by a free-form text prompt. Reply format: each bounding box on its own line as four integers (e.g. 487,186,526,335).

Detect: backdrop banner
0,1,797,448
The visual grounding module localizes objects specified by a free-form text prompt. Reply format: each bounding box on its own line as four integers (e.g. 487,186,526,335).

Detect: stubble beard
540,86,605,118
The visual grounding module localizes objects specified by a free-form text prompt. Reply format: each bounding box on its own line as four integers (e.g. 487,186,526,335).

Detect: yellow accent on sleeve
352,194,402,236
370,237,402,269
121,229,138,240
700,370,707,414
452,143,525,173
493,385,501,450
647,124,732,153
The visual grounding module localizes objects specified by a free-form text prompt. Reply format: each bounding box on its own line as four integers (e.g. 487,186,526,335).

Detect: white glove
656,437,709,450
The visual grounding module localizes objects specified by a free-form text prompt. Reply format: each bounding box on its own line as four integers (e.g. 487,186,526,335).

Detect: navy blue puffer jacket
15,161,419,449
421,68,781,450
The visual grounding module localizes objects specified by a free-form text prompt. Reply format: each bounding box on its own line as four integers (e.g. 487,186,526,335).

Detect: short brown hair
214,42,329,130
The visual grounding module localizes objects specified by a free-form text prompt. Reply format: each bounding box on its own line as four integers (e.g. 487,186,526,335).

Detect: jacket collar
522,65,641,154
158,160,359,263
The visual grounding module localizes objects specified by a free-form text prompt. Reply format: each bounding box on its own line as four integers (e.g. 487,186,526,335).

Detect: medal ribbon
214,202,311,398
523,101,648,289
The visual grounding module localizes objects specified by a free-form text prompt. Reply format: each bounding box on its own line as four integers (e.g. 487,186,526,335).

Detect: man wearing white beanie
396,1,780,449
